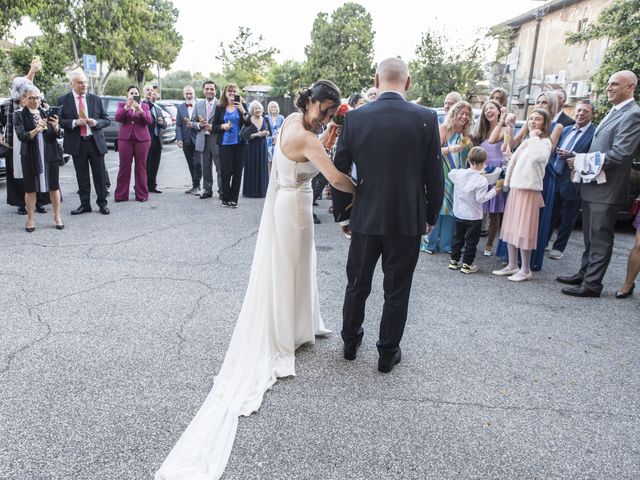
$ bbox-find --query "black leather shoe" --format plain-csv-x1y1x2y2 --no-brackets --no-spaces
378,348,402,373
71,206,92,215
17,206,27,215
99,206,110,215
313,213,321,224
561,285,600,298
343,340,362,361
55,223,65,230
556,274,583,285
25,226,35,233
200,193,213,199
149,188,162,193
615,283,635,299
36,206,47,214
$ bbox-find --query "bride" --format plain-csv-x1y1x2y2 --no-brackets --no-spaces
155,80,356,480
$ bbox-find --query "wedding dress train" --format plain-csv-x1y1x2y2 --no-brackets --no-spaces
155,130,329,480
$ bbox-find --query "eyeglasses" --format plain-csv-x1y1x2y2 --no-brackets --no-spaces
27,96,40,101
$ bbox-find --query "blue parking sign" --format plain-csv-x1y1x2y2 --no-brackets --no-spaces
83,54,98,77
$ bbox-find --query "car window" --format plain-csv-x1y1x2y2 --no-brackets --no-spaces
106,100,119,116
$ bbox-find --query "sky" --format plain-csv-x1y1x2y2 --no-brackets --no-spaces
13,0,547,75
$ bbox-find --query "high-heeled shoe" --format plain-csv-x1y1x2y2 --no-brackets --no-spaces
615,283,635,299
55,223,65,230
25,225,35,233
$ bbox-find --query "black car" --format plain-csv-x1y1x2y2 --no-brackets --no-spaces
99,96,176,150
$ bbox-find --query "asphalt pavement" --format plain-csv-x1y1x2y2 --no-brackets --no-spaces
1,144,639,479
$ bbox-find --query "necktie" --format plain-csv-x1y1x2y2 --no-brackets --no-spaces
78,95,87,137
554,127,581,174
205,102,212,135
186,103,192,107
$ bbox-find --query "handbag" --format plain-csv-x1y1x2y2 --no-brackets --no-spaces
630,194,640,217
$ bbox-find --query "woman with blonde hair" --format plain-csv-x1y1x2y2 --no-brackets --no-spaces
422,100,473,254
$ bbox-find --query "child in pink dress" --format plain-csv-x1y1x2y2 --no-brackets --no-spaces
492,109,553,282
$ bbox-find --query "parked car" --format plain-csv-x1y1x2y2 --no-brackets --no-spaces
99,95,176,150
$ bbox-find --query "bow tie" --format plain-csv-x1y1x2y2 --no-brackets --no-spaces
186,103,192,107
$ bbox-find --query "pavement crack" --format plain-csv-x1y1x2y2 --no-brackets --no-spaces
177,290,214,354
0,309,52,375
410,395,639,420
214,229,258,264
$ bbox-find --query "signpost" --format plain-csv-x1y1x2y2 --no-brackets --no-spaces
83,54,98,93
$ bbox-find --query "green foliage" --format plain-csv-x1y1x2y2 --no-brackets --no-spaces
216,27,279,88
0,0,42,41
408,31,486,106
566,0,640,121
268,60,305,97
0,50,14,97
8,35,73,98
102,71,138,96
32,0,182,94
302,2,375,95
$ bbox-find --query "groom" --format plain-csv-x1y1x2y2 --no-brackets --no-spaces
332,57,444,373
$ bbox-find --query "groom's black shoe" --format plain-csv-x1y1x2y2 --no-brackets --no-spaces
378,348,401,373
343,340,361,361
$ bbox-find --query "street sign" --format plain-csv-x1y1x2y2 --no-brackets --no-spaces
83,54,98,77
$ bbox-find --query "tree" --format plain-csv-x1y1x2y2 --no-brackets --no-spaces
216,27,279,89
303,2,375,95
566,0,640,119
7,35,73,98
268,60,305,97
408,31,486,106
0,0,42,41
32,0,182,94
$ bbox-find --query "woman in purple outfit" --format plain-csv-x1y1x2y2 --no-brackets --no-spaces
615,211,640,298
472,100,508,256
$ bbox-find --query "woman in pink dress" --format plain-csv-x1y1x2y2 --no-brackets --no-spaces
492,109,552,282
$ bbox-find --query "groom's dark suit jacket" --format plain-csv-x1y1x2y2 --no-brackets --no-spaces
332,91,443,235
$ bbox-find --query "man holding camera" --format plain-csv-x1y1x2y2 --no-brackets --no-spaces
57,70,111,215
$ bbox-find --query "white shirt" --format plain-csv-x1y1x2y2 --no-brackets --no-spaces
613,97,635,111
448,168,499,221
73,93,93,136
559,122,592,151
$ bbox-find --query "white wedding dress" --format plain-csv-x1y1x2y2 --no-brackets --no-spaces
155,125,330,480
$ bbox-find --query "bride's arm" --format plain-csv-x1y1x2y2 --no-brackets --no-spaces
302,131,355,195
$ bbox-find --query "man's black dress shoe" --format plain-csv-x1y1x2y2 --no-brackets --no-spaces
378,348,402,373
149,188,162,193
200,193,213,199
17,206,27,215
615,283,635,299
36,206,47,214
561,285,600,298
343,340,362,361
556,274,583,285
71,206,92,215
99,206,110,215
313,213,321,224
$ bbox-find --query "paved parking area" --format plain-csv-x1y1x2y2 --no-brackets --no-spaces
1,145,639,479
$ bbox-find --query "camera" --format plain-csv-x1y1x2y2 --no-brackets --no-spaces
132,94,141,103
46,105,61,118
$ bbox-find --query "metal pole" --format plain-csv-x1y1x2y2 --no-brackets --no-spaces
523,16,542,120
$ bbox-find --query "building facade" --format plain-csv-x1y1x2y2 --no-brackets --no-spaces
491,0,613,117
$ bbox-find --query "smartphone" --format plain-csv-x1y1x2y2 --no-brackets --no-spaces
132,94,141,103
32,55,41,63
47,105,61,118
233,94,241,104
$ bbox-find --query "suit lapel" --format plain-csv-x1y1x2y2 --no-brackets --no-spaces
596,103,629,134
67,92,79,119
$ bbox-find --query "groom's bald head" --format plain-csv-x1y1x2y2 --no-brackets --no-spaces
375,57,411,95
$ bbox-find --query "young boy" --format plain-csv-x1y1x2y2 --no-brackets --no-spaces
448,146,502,273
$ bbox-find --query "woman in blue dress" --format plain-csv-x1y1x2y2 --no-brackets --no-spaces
265,101,284,171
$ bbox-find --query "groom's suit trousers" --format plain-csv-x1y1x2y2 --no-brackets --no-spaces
342,233,421,356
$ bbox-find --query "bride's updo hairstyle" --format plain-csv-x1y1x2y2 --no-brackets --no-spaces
295,80,341,112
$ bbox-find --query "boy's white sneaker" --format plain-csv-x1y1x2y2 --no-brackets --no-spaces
549,249,564,259
461,263,478,274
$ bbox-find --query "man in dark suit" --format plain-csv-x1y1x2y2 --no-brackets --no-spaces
558,70,640,297
176,85,200,195
547,99,596,260
57,70,111,215
143,84,166,194
553,89,576,128
332,57,444,373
